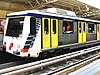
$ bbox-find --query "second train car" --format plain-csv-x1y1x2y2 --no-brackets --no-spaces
3,8,100,57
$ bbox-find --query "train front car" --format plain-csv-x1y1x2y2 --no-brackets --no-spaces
3,11,42,57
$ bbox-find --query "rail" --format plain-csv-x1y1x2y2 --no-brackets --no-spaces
0,59,35,70
53,54,100,75
0,45,100,75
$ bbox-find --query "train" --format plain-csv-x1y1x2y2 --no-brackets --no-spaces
3,8,100,57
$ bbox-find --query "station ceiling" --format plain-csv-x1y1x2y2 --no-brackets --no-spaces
0,0,100,20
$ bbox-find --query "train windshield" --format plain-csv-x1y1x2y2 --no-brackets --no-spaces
6,17,24,37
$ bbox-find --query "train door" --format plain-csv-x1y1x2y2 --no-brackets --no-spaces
97,24,100,40
51,19,58,47
42,18,50,48
82,22,86,42
78,22,86,43
42,18,58,48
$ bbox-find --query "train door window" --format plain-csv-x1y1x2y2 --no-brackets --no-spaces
88,23,94,33
83,23,85,32
79,22,81,28
79,22,81,33
53,20,56,34
97,24,99,32
30,17,36,35
63,20,74,34
44,19,48,34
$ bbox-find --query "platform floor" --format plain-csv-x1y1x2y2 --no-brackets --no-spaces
68,59,100,75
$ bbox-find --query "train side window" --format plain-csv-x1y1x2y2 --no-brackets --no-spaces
88,23,94,33
44,19,49,34
30,17,36,35
53,20,56,34
63,20,74,34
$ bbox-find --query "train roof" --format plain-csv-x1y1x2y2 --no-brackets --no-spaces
7,8,100,23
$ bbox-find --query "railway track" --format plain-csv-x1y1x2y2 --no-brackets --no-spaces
0,51,37,70
0,59,36,70
0,45,100,75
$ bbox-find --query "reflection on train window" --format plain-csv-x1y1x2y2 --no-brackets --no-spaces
88,23,94,33
63,20,74,34
30,17,36,35
44,19,48,34
53,20,56,34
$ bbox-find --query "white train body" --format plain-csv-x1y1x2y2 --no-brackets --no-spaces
3,11,42,57
3,8,100,57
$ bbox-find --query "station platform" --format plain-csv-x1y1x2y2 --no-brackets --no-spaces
68,59,100,75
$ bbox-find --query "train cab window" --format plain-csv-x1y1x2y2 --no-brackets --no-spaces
44,19,49,34
88,23,94,33
63,20,74,34
30,17,36,35
6,17,24,37
53,20,56,34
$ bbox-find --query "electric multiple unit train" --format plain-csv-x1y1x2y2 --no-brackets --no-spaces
3,8,100,57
